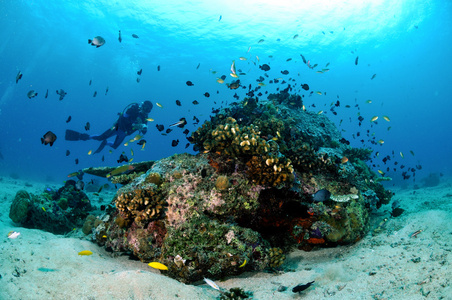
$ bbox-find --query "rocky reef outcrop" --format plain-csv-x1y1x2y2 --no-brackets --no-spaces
90,92,392,283
9,180,92,234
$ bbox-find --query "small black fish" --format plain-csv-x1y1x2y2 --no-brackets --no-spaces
85,122,90,131
186,81,194,86
192,100,199,105
281,70,289,75
166,128,172,134
75,158,79,165
157,65,161,71
175,100,182,106
117,153,128,163
41,131,57,146
132,34,139,38
137,139,146,146
137,69,142,75
93,91,97,97
136,77,141,83
371,74,376,80
105,86,109,95
196,63,200,69
312,189,331,202
66,150,70,156
171,139,179,147
185,143,190,148
183,129,189,135
89,79,92,85
203,92,210,97
102,155,105,162
259,64,270,71
118,30,122,43
300,54,307,64
286,58,292,61
301,84,309,91
56,89,67,101
220,75,226,80
66,116,72,123
355,56,359,65
156,124,164,132
27,90,38,99
292,281,315,293
45,89,49,98
16,71,23,84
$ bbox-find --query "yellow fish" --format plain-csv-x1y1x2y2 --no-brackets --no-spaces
256,55,260,62
378,139,384,144
258,82,265,86
371,116,378,122
317,110,323,115
156,102,163,108
377,170,384,175
88,150,92,155
42,207,46,212
366,100,372,104
230,73,239,78
134,134,142,141
78,250,93,256
316,91,322,95
128,158,133,163
148,262,168,270
216,78,224,84
400,152,404,158
383,116,390,122
146,118,154,122
131,149,134,156
141,142,146,150
239,259,247,268
67,171,80,178
123,142,129,146
102,235,107,238
239,57,247,61
302,105,306,111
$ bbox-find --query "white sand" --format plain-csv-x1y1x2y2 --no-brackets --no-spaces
1,176,451,299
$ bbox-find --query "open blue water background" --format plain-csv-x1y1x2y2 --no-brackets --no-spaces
0,0,451,186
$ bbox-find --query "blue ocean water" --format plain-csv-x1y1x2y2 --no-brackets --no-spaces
0,0,451,185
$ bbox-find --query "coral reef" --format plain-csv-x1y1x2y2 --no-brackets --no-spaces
90,91,392,283
9,181,92,234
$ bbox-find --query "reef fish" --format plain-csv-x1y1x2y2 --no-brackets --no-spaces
56,89,67,100
78,250,93,256
118,30,122,43
259,64,270,71
7,231,20,239
312,189,331,202
16,71,23,83
41,131,57,146
27,90,38,99
106,165,135,178
203,278,220,291
148,262,168,270
88,36,105,47
292,281,315,293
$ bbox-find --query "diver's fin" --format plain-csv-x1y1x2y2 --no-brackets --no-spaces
65,130,90,141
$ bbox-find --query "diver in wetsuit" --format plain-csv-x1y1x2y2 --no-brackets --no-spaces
65,101,153,154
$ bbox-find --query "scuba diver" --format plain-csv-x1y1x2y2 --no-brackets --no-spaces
65,101,153,154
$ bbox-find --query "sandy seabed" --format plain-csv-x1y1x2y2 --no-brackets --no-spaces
0,176,451,300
